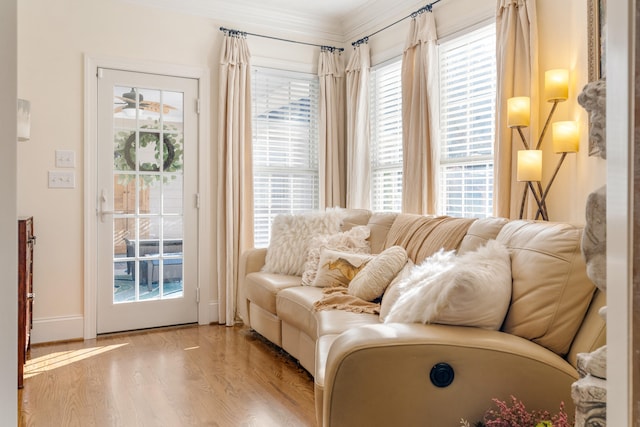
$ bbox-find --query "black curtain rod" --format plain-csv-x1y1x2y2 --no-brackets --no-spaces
352,0,443,47
219,27,344,53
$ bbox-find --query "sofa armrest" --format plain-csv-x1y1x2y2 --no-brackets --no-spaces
239,247,268,275
237,248,267,324
322,323,578,427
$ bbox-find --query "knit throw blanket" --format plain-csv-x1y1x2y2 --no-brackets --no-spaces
313,215,477,314
313,285,381,314
384,215,476,263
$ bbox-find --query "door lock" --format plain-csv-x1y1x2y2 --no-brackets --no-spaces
98,189,125,222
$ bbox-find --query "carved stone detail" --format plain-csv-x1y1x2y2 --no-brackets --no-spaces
582,185,607,292
571,375,606,427
572,78,607,427
577,346,607,379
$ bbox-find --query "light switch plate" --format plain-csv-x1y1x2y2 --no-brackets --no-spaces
48,171,75,188
55,150,75,168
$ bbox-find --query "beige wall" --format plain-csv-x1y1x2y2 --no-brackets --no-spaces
537,0,606,222
18,0,220,342
18,0,604,343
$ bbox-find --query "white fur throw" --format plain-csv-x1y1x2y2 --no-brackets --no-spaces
301,226,371,286
384,240,512,330
379,259,414,321
263,208,347,276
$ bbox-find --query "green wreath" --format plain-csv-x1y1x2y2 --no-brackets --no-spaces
123,131,176,172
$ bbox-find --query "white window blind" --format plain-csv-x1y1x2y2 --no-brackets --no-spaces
438,24,496,218
252,67,320,247
369,59,403,212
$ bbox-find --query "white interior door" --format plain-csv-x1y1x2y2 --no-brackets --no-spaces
96,68,199,334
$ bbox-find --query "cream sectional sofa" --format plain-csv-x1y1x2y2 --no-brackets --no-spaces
238,211,606,426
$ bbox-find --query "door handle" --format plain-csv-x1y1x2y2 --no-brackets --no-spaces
99,189,125,222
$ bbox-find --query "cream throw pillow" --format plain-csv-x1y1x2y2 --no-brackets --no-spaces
385,240,512,330
312,248,373,288
262,208,346,276
301,226,371,286
348,246,408,301
379,259,414,322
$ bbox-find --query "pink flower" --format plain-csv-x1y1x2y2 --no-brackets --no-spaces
480,396,571,427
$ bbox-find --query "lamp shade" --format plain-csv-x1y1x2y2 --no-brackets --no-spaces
517,150,542,182
507,97,530,128
552,121,580,153
544,69,569,102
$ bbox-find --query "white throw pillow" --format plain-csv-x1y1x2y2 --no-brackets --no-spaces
301,226,371,286
312,248,374,288
262,208,347,276
379,259,415,322
384,240,512,330
348,246,408,301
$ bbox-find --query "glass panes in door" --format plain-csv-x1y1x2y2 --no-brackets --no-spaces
112,86,185,303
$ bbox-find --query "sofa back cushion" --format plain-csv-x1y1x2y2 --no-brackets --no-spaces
566,289,606,368
497,220,596,356
458,217,509,255
366,213,398,254
383,214,476,263
340,209,372,232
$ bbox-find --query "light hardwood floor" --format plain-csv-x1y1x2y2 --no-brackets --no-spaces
19,325,316,427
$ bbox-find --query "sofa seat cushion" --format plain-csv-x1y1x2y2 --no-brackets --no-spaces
497,220,597,356
316,310,380,336
276,286,323,339
245,272,301,315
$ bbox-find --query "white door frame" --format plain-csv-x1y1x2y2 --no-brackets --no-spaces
84,54,211,339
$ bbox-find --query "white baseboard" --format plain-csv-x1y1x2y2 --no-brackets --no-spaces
32,302,220,344
31,315,84,344
207,301,219,324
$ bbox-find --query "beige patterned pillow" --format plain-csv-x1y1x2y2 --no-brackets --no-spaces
312,248,373,288
348,246,408,301
301,226,371,286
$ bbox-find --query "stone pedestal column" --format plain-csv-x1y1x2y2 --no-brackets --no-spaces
572,345,607,426
573,79,607,426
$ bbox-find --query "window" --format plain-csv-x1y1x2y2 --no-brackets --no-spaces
251,67,320,247
438,24,496,218
369,59,403,212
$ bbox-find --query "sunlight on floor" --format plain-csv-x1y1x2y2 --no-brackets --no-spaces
24,343,128,379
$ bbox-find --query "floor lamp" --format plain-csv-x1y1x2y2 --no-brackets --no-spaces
507,69,580,220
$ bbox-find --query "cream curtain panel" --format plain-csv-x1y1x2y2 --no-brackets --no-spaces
345,44,371,209
401,11,439,215
217,33,254,326
318,49,346,208
494,0,539,218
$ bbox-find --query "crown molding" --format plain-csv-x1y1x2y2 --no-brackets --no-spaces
122,0,347,44
341,0,424,43
120,0,435,45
